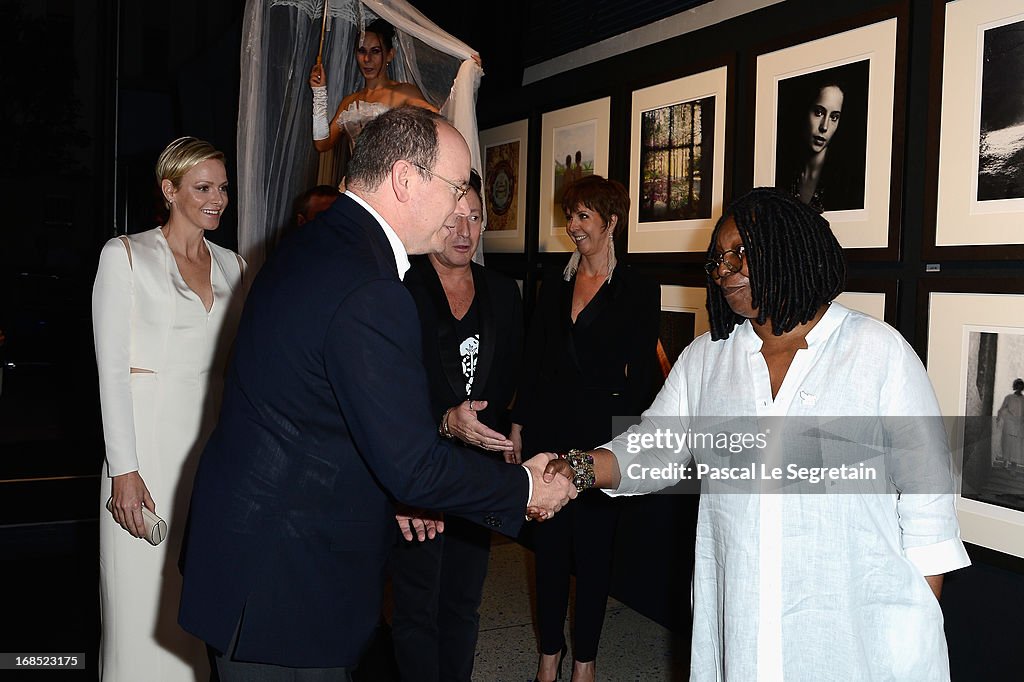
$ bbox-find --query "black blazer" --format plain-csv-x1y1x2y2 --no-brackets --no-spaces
178,195,528,668
404,256,523,438
512,265,661,456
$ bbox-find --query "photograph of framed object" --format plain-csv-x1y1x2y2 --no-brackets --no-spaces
657,284,710,377
538,98,611,252
926,0,1024,259
837,277,898,325
835,291,886,322
921,279,1024,558
480,119,528,254
628,65,730,255
753,12,905,257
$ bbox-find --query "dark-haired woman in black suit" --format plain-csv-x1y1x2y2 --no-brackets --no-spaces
512,175,660,682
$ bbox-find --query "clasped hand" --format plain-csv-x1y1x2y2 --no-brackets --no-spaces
109,471,156,539
523,453,577,521
394,453,577,540
395,505,444,542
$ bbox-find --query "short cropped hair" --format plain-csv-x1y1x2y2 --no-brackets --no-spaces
707,187,846,341
561,175,630,240
294,184,341,221
346,106,445,191
468,169,482,199
155,137,225,208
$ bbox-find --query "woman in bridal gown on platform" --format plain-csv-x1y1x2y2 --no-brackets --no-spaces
309,18,437,156
93,137,247,681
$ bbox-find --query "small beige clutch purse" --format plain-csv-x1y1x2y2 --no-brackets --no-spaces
106,497,167,546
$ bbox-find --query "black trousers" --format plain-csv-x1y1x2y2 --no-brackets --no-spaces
389,514,492,682
533,488,619,663
213,620,353,682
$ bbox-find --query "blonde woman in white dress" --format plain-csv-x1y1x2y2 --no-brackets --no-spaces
93,137,247,681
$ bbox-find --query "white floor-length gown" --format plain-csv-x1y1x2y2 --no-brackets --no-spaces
93,227,246,681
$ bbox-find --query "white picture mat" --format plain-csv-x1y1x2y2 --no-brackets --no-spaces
538,98,611,253
935,0,1024,246
627,66,729,253
661,284,710,340
753,18,898,249
480,119,528,253
926,291,1024,557
834,291,886,321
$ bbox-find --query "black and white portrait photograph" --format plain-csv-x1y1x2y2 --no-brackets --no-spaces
977,18,1024,202
774,60,870,213
961,329,1024,513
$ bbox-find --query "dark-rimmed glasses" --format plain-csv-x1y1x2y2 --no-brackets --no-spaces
704,246,746,279
411,162,469,202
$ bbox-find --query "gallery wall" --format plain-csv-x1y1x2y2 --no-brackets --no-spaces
474,1,1024,679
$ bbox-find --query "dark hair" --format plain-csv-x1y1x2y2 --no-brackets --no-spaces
347,106,445,190
561,174,629,240
706,187,846,341
294,184,340,220
468,169,482,198
808,79,846,107
357,19,395,53
1014,378,1024,393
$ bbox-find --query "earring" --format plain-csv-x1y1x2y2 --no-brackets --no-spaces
606,235,617,281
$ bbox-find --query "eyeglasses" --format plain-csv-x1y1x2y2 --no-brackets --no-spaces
704,246,746,279
411,162,470,202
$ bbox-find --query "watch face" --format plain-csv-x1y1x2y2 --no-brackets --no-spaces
488,160,515,215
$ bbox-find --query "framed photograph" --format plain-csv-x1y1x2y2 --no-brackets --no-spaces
752,12,906,257
837,277,898,325
925,0,1024,259
538,97,611,253
628,65,731,254
658,284,711,377
835,292,886,322
480,119,528,254
921,279,1024,558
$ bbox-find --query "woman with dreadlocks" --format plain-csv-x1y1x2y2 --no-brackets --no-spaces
536,188,970,680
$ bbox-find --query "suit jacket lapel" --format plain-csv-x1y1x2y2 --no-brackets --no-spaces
418,261,467,400
337,194,401,280
470,263,494,400
559,277,584,375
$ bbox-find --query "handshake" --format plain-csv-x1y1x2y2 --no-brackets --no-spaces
396,452,582,541
523,452,580,521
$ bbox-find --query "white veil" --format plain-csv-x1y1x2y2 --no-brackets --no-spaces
239,0,483,270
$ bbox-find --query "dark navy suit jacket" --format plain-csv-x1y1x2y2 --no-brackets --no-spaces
178,195,528,668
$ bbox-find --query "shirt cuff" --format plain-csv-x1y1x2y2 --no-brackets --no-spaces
905,537,971,576
521,464,534,510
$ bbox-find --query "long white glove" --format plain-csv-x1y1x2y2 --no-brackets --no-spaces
312,86,330,141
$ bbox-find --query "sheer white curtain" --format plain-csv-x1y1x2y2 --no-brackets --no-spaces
238,0,483,270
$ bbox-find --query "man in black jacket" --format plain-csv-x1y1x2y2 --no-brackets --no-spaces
393,170,524,682
178,107,573,681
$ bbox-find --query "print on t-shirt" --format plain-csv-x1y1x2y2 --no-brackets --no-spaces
460,334,479,395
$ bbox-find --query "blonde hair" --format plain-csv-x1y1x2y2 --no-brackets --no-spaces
155,136,225,209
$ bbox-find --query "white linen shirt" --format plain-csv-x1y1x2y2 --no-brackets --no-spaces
604,304,970,681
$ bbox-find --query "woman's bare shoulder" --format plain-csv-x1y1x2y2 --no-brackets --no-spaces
389,82,437,110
